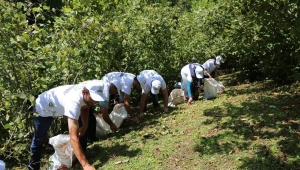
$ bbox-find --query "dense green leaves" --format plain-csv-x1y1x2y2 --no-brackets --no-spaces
0,0,299,167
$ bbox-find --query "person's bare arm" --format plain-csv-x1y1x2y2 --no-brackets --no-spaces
68,118,94,170
101,106,117,131
162,88,169,113
205,69,212,78
124,93,139,123
139,92,147,114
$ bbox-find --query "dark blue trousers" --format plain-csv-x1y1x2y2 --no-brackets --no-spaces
28,116,87,170
28,116,54,170
143,92,160,112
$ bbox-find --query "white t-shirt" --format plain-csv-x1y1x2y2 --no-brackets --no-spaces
79,80,110,102
102,72,135,95
181,63,201,82
35,84,86,120
140,70,159,79
143,75,166,94
202,59,217,75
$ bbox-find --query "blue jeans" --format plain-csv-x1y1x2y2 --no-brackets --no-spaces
28,116,54,170
28,116,87,170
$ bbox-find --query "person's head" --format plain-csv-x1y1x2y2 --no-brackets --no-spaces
151,80,161,94
215,55,222,67
195,66,204,79
133,76,144,89
82,80,107,107
109,83,118,95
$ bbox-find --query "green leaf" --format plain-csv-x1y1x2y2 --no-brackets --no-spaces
19,93,26,99
43,5,50,10
50,65,57,71
18,132,24,139
32,7,40,12
18,123,23,129
4,124,13,130
10,38,17,44
62,7,72,13
29,95,35,103
97,43,103,48
15,117,21,123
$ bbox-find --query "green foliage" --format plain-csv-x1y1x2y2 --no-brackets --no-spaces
0,0,299,167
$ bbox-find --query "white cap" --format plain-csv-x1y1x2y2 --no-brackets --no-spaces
85,80,107,102
0,160,5,170
195,66,204,78
216,55,222,65
137,74,146,89
151,80,161,94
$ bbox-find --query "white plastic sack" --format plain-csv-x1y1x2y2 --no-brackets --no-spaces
168,89,185,107
95,104,128,138
47,134,74,170
203,78,225,99
216,81,225,94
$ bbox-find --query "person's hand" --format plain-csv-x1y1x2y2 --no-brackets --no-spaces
83,164,96,170
132,117,140,124
117,103,124,108
164,107,169,113
109,124,118,132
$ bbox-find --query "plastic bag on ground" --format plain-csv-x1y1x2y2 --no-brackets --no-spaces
168,89,185,107
203,78,225,100
95,104,128,138
216,81,225,94
47,134,73,170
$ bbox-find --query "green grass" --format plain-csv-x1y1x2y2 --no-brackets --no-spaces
71,74,300,170
37,73,300,170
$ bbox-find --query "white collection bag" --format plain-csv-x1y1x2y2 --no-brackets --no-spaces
95,104,128,138
203,78,225,100
168,89,185,107
47,134,74,170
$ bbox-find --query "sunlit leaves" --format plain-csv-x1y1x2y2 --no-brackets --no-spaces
62,7,72,13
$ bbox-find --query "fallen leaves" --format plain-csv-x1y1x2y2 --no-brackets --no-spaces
114,159,129,165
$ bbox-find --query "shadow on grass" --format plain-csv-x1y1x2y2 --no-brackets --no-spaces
194,83,300,169
85,143,141,168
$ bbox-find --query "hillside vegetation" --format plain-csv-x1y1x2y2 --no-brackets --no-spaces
0,0,299,168
57,73,300,169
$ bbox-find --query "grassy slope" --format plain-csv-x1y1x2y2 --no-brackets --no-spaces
59,73,299,170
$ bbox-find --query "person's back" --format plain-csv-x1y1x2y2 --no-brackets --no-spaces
181,63,201,82
202,59,217,75
102,72,135,95
29,80,106,170
36,84,85,119
101,72,140,123
140,70,159,79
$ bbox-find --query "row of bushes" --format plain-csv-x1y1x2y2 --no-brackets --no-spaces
0,0,299,167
